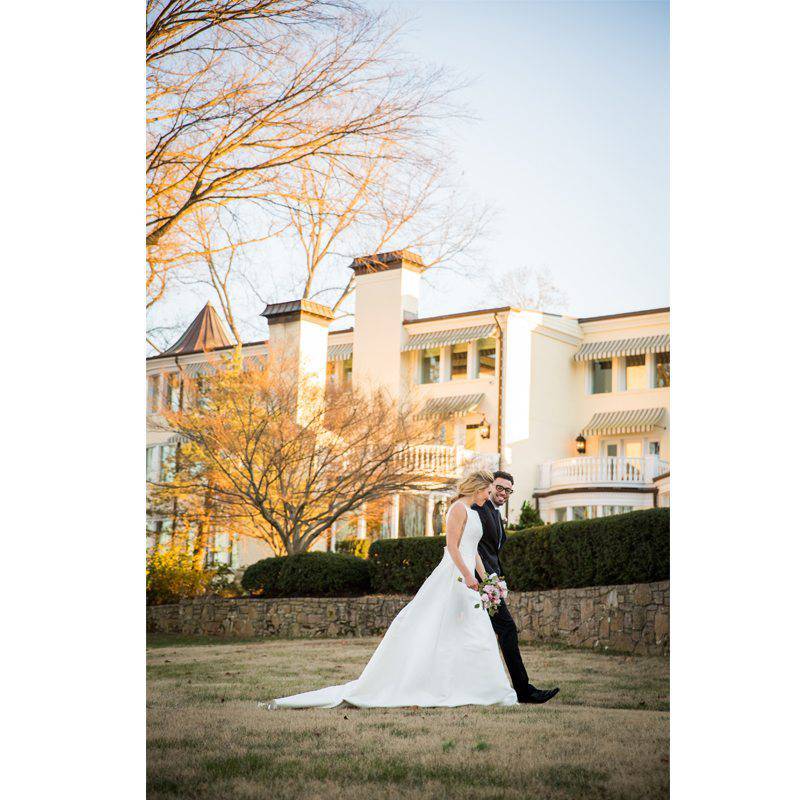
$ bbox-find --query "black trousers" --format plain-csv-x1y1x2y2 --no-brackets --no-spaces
490,599,530,697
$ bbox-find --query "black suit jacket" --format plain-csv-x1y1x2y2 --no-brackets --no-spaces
472,501,506,577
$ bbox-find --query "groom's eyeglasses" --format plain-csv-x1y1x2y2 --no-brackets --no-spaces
494,485,513,495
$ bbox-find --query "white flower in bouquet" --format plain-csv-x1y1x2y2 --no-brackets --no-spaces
458,573,508,616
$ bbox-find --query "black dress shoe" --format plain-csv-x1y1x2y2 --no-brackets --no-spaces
518,687,559,704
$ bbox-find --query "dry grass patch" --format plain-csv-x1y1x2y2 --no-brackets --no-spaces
148,636,668,800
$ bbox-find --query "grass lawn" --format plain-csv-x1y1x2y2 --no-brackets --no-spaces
147,636,669,800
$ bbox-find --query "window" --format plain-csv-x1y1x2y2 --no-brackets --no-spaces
166,373,181,411
465,423,479,450
591,360,612,393
572,506,588,521
420,348,440,383
655,351,670,387
147,375,160,413
146,446,160,482
160,444,177,482
477,338,496,377
648,441,661,456
451,342,468,380
625,354,647,390
343,358,353,386
554,508,567,522
624,440,643,459
326,361,336,385
399,493,426,537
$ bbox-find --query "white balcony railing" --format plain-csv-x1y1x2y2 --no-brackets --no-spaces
538,455,669,490
399,445,499,480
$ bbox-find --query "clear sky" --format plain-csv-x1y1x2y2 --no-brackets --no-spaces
151,0,668,347
392,0,669,319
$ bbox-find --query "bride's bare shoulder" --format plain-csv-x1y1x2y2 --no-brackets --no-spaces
446,500,468,520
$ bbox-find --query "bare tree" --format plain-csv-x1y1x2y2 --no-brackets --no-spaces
279,140,490,317
486,265,569,313
149,348,434,554
146,0,458,308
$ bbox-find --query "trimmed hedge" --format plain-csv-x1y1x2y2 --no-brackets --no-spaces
503,508,669,591
368,536,447,594
367,508,669,594
241,508,669,597
336,537,372,559
242,551,371,598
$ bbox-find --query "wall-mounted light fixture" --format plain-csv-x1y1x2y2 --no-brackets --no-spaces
575,434,586,454
479,416,491,439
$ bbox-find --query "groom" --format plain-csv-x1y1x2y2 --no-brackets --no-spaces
473,470,560,704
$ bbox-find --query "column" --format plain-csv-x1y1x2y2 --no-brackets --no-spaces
467,340,479,380
331,520,339,552
438,345,450,383
566,506,574,521
357,507,367,540
390,493,401,538
425,494,435,536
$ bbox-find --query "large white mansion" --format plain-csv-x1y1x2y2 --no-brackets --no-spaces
147,250,669,568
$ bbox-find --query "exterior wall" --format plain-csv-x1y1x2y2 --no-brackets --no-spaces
576,311,670,462
147,580,669,655
507,323,582,521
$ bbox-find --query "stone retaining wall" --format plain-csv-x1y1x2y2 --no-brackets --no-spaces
147,580,669,655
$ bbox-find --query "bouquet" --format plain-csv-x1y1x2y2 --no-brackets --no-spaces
458,573,508,616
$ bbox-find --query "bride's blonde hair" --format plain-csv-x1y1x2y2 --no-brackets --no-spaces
455,470,494,499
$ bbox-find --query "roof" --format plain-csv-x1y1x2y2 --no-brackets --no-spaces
260,299,334,320
162,303,233,356
578,307,670,324
349,250,426,275
404,306,515,325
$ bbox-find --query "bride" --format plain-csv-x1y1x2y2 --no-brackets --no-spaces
269,470,518,708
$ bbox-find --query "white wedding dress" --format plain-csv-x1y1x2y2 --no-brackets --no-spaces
270,501,518,708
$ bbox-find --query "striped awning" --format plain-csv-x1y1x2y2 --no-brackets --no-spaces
327,343,353,361
417,393,484,419
574,334,669,362
179,353,266,376
402,324,495,352
581,407,667,436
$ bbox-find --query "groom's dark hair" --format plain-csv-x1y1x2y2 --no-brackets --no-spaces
493,470,514,484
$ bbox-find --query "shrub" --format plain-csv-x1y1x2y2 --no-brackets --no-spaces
507,500,543,531
336,537,372,559
242,551,371,597
146,548,214,605
502,507,669,591
368,536,447,594
241,556,285,596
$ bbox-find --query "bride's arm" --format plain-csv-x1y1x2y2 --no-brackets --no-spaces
475,554,488,582
446,504,480,590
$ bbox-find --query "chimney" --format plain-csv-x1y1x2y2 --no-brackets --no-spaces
349,250,424,397
260,299,334,417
